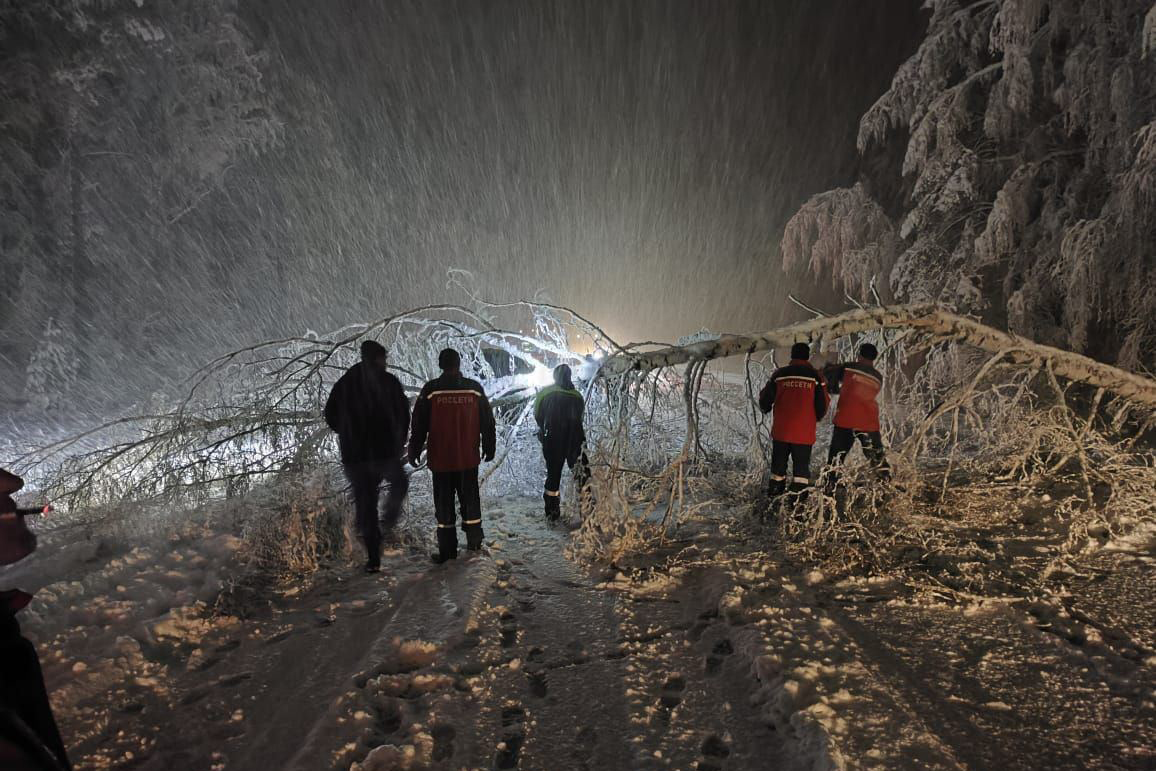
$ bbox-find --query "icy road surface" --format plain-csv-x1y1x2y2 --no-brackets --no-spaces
13,499,1156,770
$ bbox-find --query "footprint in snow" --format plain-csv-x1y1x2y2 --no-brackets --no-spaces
526,670,548,699
705,638,734,677
659,675,686,709
431,723,456,761
499,614,519,648
494,706,526,770
695,733,731,770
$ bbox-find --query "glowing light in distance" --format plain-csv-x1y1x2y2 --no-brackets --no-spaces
529,365,555,388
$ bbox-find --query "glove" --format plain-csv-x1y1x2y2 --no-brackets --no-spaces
483,449,495,463
408,451,421,467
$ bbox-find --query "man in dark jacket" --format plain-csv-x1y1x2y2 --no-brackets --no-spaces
324,340,411,573
1,468,71,771
408,348,497,563
824,343,890,486
758,342,829,498
533,364,589,520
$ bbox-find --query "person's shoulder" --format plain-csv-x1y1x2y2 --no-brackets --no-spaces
847,362,883,381
777,362,818,377
383,370,404,387
462,377,487,395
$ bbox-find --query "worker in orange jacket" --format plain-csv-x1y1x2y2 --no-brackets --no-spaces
824,343,890,487
758,342,830,498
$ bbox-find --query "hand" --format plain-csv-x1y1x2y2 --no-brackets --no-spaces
483,449,495,463
408,452,421,467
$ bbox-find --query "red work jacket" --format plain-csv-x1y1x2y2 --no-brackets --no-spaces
409,374,497,472
830,362,883,432
758,360,829,445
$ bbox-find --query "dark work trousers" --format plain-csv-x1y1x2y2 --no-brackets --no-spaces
826,428,890,485
0,614,71,770
769,440,813,496
542,441,590,516
432,468,484,559
344,457,409,566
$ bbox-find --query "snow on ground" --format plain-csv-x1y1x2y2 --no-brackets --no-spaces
6,491,1155,770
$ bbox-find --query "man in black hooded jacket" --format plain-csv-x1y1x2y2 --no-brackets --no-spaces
324,340,410,573
534,364,589,519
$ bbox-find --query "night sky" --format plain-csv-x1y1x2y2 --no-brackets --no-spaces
239,0,925,344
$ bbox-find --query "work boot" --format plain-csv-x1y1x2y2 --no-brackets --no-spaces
364,557,381,574
768,477,787,497
464,522,485,551
434,527,458,564
543,492,561,521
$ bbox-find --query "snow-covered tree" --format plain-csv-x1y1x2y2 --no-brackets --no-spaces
25,316,79,412
783,0,1156,372
780,183,899,301
0,0,281,403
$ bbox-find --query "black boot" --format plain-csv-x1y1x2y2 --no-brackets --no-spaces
432,527,458,564
464,521,485,551
544,492,561,521
768,477,787,497
363,532,382,573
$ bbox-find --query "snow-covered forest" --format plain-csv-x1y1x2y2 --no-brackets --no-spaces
2,2,1155,770
783,0,1156,373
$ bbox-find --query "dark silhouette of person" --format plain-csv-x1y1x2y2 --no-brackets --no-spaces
758,342,830,499
534,364,589,520
408,348,496,563
824,343,890,487
324,340,410,573
0,468,71,771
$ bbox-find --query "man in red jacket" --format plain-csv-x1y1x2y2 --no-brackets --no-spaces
824,343,890,486
408,349,497,563
759,342,830,498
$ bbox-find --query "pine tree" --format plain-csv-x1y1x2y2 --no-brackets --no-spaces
782,0,1156,371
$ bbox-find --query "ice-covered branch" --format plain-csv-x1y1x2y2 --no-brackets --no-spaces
600,303,1156,410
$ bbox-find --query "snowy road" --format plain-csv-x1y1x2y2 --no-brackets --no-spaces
16,498,1156,770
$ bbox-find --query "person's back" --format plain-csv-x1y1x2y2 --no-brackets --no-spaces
758,342,829,497
760,357,827,446
417,371,494,472
534,365,588,518
825,344,889,484
323,341,411,573
324,362,409,464
830,361,882,433
534,382,585,455
409,349,496,562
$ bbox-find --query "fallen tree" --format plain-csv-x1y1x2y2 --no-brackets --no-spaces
13,292,1156,574
599,303,1156,412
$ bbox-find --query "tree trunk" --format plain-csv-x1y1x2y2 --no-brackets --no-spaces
600,304,1156,410
69,116,94,382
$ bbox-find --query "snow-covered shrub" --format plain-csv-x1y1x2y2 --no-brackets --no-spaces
235,469,352,576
